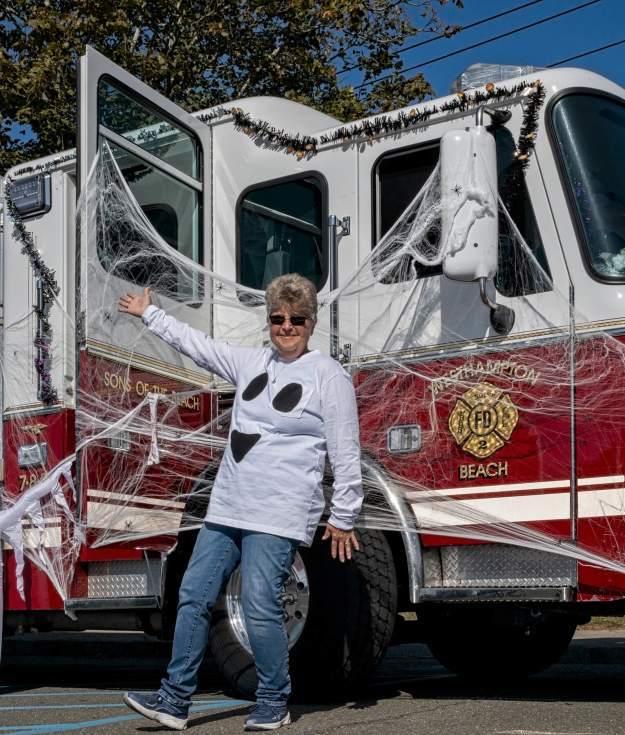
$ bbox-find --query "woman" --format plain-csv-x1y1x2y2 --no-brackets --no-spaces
119,273,363,731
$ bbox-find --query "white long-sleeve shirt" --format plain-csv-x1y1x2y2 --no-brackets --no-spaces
142,305,363,545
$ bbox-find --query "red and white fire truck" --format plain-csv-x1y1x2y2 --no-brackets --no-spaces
2,46,625,694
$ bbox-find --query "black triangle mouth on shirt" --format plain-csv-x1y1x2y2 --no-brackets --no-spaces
230,430,261,462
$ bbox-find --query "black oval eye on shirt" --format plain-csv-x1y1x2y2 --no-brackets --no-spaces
272,383,303,412
242,372,269,401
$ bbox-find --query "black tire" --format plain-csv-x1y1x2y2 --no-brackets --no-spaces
421,610,577,680
209,527,397,701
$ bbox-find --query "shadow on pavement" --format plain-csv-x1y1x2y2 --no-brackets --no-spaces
2,633,625,707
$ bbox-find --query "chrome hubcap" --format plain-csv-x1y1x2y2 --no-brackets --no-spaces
225,551,310,654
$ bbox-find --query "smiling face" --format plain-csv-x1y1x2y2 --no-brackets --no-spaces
268,302,315,360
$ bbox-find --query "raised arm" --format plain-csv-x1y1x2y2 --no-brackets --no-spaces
320,370,364,562
118,288,240,385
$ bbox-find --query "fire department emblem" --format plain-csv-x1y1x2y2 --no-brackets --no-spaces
448,382,518,459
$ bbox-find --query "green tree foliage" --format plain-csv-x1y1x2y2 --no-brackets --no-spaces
1,0,462,173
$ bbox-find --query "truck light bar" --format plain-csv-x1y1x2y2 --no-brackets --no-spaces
107,431,131,452
7,174,52,218
387,425,422,454
18,442,48,468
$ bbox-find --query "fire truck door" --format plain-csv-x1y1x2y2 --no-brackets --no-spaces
77,46,214,545
78,46,213,351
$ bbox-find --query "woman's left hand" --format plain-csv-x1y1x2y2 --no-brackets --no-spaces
322,524,360,562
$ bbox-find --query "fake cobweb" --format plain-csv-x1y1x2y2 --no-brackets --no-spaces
3,130,625,638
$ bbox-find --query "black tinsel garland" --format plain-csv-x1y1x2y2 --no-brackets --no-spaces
12,152,77,179
197,79,545,164
499,81,546,212
3,164,62,405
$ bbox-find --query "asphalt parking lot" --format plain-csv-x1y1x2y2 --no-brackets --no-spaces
2,630,625,734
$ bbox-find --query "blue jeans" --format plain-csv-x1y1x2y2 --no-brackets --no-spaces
159,522,299,708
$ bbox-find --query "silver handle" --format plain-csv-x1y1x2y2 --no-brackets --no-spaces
328,215,350,359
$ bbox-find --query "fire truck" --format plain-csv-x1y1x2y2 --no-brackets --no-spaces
2,46,625,694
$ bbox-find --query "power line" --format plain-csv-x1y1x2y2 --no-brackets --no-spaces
353,0,602,91
410,1,547,64
547,38,625,67
339,0,546,75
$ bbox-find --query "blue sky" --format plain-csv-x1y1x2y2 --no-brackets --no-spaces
393,0,625,98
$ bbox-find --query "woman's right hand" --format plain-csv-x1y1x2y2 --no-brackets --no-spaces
118,287,152,317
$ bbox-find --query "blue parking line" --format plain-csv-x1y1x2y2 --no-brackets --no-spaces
0,698,238,711
0,691,233,700
0,699,249,735
4,713,151,734
0,704,125,711
0,692,108,699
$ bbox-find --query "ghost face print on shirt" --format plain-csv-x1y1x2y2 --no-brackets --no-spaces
229,370,308,462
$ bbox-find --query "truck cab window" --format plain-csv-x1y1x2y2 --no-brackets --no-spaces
238,175,326,291
373,131,551,296
494,127,551,297
374,144,442,283
97,78,203,303
551,92,625,282
98,78,199,179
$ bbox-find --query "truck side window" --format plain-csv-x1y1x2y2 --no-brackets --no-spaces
237,175,326,291
373,134,551,295
373,144,442,283
98,78,199,179
97,78,203,304
494,127,551,297
551,92,625,282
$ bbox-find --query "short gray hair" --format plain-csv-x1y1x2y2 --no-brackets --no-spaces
265,274,318,320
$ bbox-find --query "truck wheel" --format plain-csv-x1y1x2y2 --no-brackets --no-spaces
422,612,577,679
209,527,397,701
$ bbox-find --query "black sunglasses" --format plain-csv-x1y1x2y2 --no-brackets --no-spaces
269,314,309,327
